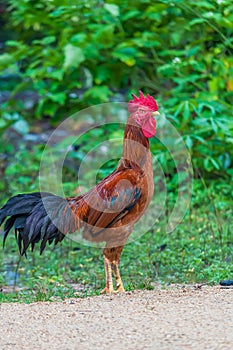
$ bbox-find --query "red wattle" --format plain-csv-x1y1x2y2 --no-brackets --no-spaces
142,117,156,138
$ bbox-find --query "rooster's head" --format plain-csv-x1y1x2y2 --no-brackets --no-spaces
128,91,159,138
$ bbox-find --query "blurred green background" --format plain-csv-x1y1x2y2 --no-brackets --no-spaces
0,0,232,301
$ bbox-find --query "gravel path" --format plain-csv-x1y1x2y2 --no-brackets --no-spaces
0,286,232,350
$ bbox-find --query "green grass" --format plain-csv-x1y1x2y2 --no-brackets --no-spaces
0,179,232,303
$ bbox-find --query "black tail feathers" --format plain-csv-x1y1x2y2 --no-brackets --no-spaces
0,192,76,255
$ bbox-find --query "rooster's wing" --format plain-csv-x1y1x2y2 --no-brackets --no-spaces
70,168,142,239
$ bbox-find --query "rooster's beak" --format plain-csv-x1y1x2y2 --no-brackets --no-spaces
152,111,160,116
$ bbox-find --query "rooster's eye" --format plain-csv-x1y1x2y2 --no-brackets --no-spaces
139,109,146,114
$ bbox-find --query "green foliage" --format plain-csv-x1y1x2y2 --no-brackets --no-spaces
0,0,232,176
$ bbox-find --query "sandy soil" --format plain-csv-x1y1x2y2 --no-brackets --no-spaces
0,286,232,350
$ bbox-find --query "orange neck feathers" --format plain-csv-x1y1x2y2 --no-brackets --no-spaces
121,115,150,169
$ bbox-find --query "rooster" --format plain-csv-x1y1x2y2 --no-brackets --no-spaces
0,91,159,294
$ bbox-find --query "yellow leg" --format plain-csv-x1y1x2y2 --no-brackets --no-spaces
112,261,125,293
101,255,115,294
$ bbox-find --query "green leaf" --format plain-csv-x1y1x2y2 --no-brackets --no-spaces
48,92,66,105
204,158,213,172
0,118,9,130
183,101,191,122
185,135,193,149
112,47,137,66
209,157,220,170
189,18,207,26
104,4,119,17
204,157,220,171
94,66,111,84
219,153,231,169
41,36,56,45
210,117,218,133
33,36,56,45
209,77,219,93
83,86,111,103
198,103,216,116
192,135,206,144
71,33,87,44
47,69,64,81
191,1,215,9
63,44,85,69
121,10,140,21
94,25,115,47
0,53,14,68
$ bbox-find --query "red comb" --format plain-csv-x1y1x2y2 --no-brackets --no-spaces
128,91,158,112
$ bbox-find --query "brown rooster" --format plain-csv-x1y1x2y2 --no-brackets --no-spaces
0,91,159,294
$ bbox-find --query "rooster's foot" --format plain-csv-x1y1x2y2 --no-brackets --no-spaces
116,285,125,293
100,287,116,295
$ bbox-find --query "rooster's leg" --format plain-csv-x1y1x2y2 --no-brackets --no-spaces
111,261,125,292
101,255,115,294
102,246,125,294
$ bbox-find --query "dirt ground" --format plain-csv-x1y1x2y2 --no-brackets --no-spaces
0,286,232,350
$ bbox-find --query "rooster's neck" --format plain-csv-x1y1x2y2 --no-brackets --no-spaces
121,116,150,169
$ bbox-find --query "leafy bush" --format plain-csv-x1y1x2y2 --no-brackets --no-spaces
0,0,232,178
